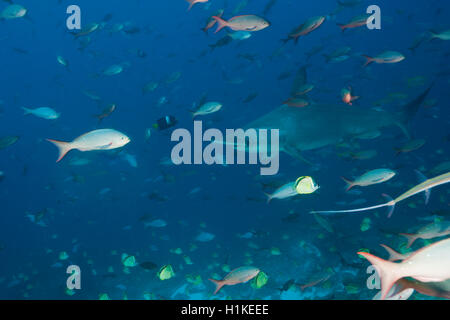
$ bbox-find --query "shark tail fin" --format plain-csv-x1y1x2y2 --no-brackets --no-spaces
400,83,434,124
395,83,434,138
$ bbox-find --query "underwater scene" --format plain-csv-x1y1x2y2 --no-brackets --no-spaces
0,0,449,300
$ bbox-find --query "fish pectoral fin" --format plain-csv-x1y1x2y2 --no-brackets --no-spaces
97,142,113,149
283,145,313,165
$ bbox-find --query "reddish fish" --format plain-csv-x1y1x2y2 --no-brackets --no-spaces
337,14,370,32
212,15,270,34
202,9,224,33
358,238,450,300
394,139,426,155
209,266,260,294
282,16,325,44
362,51,405,67
396,278,450,300
186,0,208,11
95,104,116,123
341,87,359,105
399,221,450,248
299,274,331,291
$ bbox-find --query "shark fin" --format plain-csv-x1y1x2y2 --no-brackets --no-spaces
282,145,313,165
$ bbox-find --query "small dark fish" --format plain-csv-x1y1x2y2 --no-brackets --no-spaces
13,47,29,54
124,26,141,34
0,136,19,150
153,116,177,131
243,92,258,103
279,279,296,292
139,261,158,271
209,35,232,50
95,104,116,123
138,214,153,222
281,212,301,223
147,191,169,202
137,49,147,58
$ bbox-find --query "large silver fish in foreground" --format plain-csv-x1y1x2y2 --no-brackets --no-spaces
244,66,433,163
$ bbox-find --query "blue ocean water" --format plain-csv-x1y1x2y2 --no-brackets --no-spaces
0,0,449,300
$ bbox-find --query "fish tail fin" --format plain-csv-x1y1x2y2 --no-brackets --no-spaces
362,55,374,67
382,194,396,218
357,251,402,300
46,139,72,162
428,30,437,40
379,244,405,262
337,23,346,32
22,107,31,115
208,278,225,295
398,82,434,126
394,148,402,156
399,233,418,248
264,192,273,204
186,0,195,11
212,16,227,33
341,176,354,191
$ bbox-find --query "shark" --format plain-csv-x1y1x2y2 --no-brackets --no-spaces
242,66,433,163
